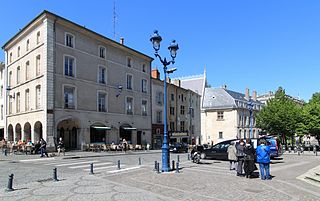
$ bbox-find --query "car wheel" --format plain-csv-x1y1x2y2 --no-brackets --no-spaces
200,153,206,159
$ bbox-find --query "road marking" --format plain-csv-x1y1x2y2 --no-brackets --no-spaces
69,162,112,169
271,161,310,172
54,160,99,167
83,165,125,171
19,158,55,162
108,166,140,173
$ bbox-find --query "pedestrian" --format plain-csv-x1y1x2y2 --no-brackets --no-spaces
40,138,48,157
227,141,237,170
57,137,65,156
256,139,271,180
34,140,41,154
236,139,245,177
122,138,127,152
243,139,256,178
2,138,7,156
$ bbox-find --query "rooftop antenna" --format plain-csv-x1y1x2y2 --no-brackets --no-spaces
113,0,118,40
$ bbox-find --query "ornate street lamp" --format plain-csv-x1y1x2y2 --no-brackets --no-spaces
150,30,179,172
247,100,254,139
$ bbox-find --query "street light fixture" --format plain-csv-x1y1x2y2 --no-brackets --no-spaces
150,30,179,172
247,100,254,139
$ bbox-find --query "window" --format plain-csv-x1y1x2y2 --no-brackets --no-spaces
98,66,106,84
25,89,30,111
64,56,75,77
156,111,162,123
36,85,41,109
26,39,29,51
99,46,106,59
219,132,223,139
9,96,13,114
0,86,3,98
0,69,2,80
16,92,20,113
156,91,162,105
181,94,184,102
217,111,224,120
17,66,21,84
126,97,133,115
142,64,146,72
127,57,132,67
25,61,30,80
0,105,3,120
170,122,175,131
98,93,106,112
180,121,185,131
36,55,41,76
180,105,185,115
170,107,175,115
65,33,74,48
141,79,147,93
244,116,248,126
17,46,20,57
37,31,40,44
171,94,174,101
9,52,12,63
9,71,12,87
64,86,75,109
244,130,247,139
156,128,161,134
141,100,147,116
126,74,133,90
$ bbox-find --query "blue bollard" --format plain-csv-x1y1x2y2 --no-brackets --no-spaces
118,160,121,170
90,163,94,175
6,174,14,192
53,168,58,181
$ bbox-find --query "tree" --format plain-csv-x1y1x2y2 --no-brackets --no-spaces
256,87,302,146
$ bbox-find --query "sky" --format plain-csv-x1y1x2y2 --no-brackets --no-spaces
1,0,319,102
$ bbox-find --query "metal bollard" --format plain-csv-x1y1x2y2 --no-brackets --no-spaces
53,168,58,181
117,160,121,170
4,148,7,156
309,147,310,153
138,157,141,166
6,174,14,192
172,160,175,171
177,155,180,163
314,146,316,154
157,162,160,173
188,154,190,161
89,163,94,175
298,150,300,156
176,162,180,173
154,161,157,171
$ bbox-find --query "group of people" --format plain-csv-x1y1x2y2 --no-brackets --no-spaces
228,138,271,180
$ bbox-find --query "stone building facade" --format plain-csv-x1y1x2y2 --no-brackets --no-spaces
0,62,4,140
2,10,153,150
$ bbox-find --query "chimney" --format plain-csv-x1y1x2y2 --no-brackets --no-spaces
166,77,171,83
245,88,250,100
120,37,124,45
252,90,257,101
151,69,160,79
173,79,181,87
221,84,227,89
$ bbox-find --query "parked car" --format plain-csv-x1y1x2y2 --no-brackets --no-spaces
202,139,236,160
169,142,188,153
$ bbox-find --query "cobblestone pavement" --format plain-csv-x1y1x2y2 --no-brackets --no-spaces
0,151,319,201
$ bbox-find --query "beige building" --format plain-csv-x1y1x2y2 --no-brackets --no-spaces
2,10,152,150
151,69,201,149
201,87,263,144
0,62,4,140
257,91,305,106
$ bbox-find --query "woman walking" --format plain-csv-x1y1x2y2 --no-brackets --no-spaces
227,141,237,170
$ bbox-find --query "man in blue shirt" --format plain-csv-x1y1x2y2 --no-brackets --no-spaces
256,139,271,180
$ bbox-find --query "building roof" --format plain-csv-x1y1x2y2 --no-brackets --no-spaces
2,10,153,61
172,73,206,96
203,88,262,109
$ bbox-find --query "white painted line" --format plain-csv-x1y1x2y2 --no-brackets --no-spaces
19,158,55,162
54,160,99,167
84,165,125,171
69,162,112,169
108,166,140,173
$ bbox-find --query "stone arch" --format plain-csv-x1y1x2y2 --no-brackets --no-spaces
34,121,43,142
15,123,22,141
7,124,14,142
56,116,80,150
24,122,31,142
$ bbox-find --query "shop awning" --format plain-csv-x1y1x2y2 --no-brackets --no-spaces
123,127,137,130
91,126,111,130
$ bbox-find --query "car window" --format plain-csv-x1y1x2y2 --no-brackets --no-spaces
221,143,230,149
212,144,221,149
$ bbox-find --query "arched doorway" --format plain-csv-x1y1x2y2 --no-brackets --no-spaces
24,122,31,142
90,123,110,143
15,124,22,141
120,124,134,143
57,118,80,150
7,124,13,142
34,121,43,142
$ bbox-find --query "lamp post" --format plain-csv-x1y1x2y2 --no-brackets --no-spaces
150,30,179,172
247,100,253,139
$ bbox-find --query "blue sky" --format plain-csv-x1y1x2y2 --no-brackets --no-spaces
1,0,319,101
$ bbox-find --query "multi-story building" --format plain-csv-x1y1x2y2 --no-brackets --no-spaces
257,91,305,106
201,87,263,144
2,10,153,150
151,69,201,149
0,62,4,140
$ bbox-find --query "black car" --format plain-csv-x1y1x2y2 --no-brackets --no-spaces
202,139,236,160
169,142,188,153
